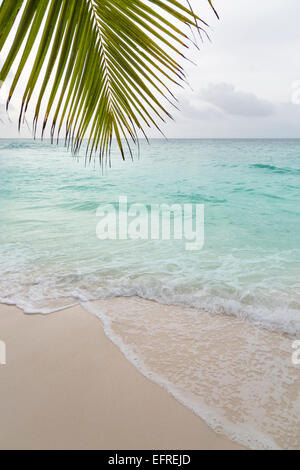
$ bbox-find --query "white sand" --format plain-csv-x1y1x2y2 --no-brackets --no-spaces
0,303,243,450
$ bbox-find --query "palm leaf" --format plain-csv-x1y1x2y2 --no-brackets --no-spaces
0,0,217,163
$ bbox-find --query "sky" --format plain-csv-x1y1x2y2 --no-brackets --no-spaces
1,0,300,139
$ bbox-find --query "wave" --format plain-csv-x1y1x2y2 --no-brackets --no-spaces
57,200,100,211
0,142,34,150
1,276,299,336
250,163,300,175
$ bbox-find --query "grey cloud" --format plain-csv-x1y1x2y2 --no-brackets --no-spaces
179,97,223,120
199,83,275,117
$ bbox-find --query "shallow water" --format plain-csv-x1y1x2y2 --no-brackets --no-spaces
86,296,300,450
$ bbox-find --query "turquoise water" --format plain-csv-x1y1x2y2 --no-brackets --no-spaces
0,138,299,334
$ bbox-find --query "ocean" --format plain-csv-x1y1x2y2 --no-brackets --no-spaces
0,138,299,448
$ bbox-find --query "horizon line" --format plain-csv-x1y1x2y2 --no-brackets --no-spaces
1,137,300,141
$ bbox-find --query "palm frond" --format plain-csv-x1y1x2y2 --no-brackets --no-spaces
0,0,217,162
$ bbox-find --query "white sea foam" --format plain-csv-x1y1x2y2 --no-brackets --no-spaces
1,275,299,335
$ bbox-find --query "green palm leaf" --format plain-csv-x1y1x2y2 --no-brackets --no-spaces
0,0,216,162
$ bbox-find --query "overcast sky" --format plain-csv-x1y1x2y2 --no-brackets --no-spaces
1,0,300,139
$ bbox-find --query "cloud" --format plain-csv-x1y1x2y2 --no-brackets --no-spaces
199,83,275,117
179,97,223,120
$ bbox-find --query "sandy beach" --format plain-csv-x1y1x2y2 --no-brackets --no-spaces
0,302,243,450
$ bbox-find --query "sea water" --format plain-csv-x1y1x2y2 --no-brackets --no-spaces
0,138,299,448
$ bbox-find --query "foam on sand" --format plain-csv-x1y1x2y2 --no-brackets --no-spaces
84,296,300,450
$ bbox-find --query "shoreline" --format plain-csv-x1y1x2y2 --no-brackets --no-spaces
0,302,243,450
